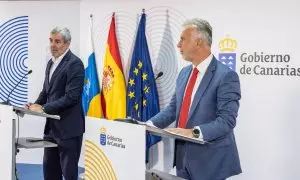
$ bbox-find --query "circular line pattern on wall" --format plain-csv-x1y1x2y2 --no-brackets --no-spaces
0,16,29,106
146,6,186,108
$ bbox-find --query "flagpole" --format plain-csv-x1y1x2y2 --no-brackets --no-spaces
89,14,95,52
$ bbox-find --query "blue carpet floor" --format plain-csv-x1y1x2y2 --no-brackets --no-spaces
16,163,84,180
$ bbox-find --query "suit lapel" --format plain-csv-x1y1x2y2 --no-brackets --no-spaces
187,58,217,121
48,50,71,90
45,61,53,93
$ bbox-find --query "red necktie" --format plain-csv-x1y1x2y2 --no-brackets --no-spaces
178,68,199,128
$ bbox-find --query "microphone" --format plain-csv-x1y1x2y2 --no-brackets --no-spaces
3,70,33,105
156,72,163,79
128,71,163,120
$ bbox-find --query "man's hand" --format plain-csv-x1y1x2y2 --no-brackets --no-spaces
24,102,32,110
166,128,193,138
29,104,43,113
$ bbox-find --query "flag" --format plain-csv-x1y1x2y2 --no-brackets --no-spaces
82,16,102,118
126,11,161,161
101,13,127,120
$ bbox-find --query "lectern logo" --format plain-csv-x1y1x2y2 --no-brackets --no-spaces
218,35,237,71
100,127,107,146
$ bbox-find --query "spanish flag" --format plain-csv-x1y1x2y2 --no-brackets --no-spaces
101,13,126,120
82,15,102,118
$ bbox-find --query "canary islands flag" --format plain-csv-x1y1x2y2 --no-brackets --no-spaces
82,16,102,118
101,13,126,120
127,12,161,161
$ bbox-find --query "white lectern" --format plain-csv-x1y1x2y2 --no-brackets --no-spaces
0,104,60,180
0,105,13,180
83,118,205,180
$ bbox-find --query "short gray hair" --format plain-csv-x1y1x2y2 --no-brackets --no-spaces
51,27,71,43
183,18,212,46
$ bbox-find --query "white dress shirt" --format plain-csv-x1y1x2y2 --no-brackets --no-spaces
189,54,213,110
184,54,213,140
49,49,69,82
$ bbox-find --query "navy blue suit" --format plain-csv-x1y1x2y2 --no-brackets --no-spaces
35,50,85,180
150,57,242,180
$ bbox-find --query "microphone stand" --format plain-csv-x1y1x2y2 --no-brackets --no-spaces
3,70,33,105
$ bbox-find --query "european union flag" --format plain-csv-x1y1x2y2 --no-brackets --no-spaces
126,12,161,161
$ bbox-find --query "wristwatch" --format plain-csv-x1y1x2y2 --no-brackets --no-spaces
192,127,200,138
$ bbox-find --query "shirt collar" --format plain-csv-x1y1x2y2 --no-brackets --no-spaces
193,53,213,74
51,49,69,63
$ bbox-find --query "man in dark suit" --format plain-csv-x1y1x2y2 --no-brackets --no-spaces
27,27,85,180
149,18,242,180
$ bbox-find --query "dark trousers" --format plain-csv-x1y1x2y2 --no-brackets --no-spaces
176,166,191,179
176,167,226,180
43,135,83,180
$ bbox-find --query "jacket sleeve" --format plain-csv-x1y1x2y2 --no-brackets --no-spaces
35,63,49,105
200,71,241,141
150,92,177,128
149,68,186,128
35,83,47,105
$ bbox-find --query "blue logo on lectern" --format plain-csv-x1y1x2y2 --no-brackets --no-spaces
100,127,107,146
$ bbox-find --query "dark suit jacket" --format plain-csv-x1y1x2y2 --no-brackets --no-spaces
35,50,85,140
150,57,242,180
